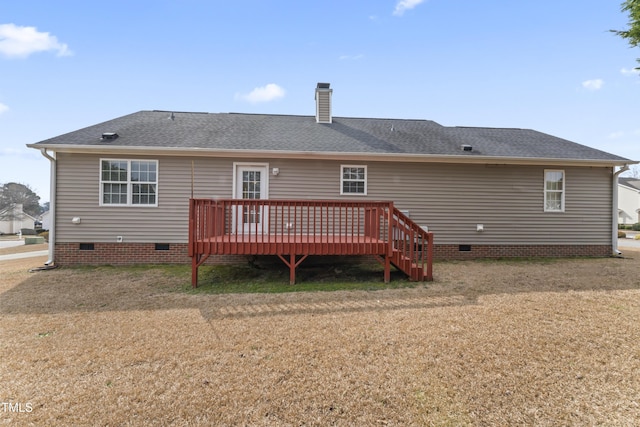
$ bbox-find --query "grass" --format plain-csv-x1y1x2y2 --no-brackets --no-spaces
190,262,417,294
2,251,640,425
61,256,577,295
68,257,420,294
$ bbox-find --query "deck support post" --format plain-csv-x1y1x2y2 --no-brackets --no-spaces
425,232,434,281
289,253,296,285
192,256,199,288
384,255,391,283
277,253,309,285
191,253,210,288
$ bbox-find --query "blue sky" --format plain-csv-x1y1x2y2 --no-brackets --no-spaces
1,0,638,203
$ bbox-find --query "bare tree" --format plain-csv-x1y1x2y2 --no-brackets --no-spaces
0,182,42,218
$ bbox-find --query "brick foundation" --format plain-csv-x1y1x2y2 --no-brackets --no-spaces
54,243,246,266
433,244,612,260
53,242,613,266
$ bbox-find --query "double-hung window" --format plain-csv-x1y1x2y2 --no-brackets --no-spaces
100,159,158,206
341,165,367,195
544,170,564,212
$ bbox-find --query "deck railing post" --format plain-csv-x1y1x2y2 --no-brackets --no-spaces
188,199,195,257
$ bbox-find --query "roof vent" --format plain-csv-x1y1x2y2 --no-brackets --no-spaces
315,82,332,124
462,144,472,152
101,132,119,141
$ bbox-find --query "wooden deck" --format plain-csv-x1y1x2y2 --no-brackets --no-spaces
192,234,388,255
189,199,433,286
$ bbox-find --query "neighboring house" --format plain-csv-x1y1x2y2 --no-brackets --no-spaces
41,210,52,231
27,83,635,272
618,177,640,225
0,204,36,235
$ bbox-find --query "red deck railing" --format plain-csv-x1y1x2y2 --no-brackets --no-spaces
189,198,433,286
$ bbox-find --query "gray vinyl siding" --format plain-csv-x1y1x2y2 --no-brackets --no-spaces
55,154,613,245
270,160,613,245
56,154,233,243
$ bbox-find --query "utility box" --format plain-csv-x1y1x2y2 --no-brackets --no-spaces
24,236,45,245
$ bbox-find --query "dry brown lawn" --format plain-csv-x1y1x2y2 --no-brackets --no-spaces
1,250,640,426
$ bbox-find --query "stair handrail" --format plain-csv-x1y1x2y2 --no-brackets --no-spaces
389,206,434,281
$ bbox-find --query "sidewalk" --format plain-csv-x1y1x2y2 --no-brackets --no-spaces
0,250,49,261
0,237,49,262
0,239,26,249
618,238,640,249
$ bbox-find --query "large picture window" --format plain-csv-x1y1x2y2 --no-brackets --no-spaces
100,159,158,206
341,165,367,195
544,170,564,212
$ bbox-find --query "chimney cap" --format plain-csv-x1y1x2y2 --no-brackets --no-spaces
316,82,330,89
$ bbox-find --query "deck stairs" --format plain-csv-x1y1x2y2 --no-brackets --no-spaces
386,207,432,281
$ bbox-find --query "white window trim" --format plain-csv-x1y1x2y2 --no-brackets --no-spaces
340,164,368,196
99,159,159,207
544,169,565,213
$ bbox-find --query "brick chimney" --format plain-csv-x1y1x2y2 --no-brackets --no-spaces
315,83,332,123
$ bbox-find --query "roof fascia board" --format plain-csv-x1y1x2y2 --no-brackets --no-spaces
27,144,634,168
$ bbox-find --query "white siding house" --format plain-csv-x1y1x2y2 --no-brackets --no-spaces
618,178,640,225
0,204,36,235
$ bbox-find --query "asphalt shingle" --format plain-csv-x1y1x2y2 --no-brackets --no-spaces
31,110,630,162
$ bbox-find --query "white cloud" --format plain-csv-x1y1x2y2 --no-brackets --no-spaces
393,0,426,16
582,79,604,91
608,131,625,139
339,54,365,60
0,102,8,114
236,83,285,104
621,67,640,76
0,147,24,155
0,23,72,58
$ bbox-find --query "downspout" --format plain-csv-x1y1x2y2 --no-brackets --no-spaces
612,165,629,256
39,148,56,265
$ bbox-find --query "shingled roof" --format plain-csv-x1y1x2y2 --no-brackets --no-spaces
29,109,631,166
619,177,640,190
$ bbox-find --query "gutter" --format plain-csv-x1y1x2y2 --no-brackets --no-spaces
26,143,634,168
612,165,630,256
38,148,56,265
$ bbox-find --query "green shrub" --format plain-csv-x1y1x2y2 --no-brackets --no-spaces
633,223,640,231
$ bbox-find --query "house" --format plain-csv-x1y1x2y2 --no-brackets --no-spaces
40,210,52,231
618,177,640,225
0,204,36,235
27,83,635,281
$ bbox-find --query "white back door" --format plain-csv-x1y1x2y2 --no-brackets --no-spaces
234,164,269,234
